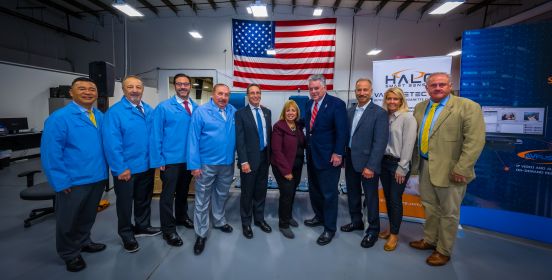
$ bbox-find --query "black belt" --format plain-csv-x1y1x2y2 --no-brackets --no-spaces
383,155,400,162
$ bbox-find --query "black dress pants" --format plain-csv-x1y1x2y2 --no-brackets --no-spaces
240,151,269,226
159,163,193,233
273,158,303,228
380,157,410,234
113,169,155,241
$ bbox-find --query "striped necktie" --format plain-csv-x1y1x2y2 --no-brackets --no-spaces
420,103,438,154
310,101,319,129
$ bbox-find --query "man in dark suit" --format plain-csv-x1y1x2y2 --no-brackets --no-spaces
341,78,388,248
303,74,348,246
235,84,272,239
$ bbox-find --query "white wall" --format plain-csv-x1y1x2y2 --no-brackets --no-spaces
0,62,84,131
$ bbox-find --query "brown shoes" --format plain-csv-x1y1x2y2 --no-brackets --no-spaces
378,231,390,239
409,239,436,250
426,251,451,266
383,234,398,251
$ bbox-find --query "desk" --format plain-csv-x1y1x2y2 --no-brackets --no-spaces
0,132,42,151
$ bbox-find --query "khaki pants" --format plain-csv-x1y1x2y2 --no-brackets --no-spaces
419,159,466,256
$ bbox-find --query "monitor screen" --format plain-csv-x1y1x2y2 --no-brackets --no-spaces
0,118,29,134
482,106,545,135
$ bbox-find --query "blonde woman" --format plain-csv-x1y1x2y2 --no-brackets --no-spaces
379,87,417,251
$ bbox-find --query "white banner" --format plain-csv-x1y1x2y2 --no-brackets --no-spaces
372,56,452,110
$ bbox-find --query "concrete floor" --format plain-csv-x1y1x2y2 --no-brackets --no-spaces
1,158,551,280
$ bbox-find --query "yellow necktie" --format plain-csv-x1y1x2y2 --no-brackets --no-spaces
420,103,438,154
88,109,97,127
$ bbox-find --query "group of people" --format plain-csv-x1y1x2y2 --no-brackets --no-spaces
40,72,485,272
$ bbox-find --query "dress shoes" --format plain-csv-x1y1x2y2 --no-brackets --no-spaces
65,255,86,272
254,221,272,233
340,222,365,232
426,251,451,266
360,233,378,248
383,234,398,251
279,227,295,239
304,217,323,227
378,231,390,239
134,226,162,237
81,242,106,253
123,238,140,253
176,217,194,229
242,225,253,239
289,218,299,228
409,239,436,250
214,224,233,233
194,236,207,255
316,231,335,246
162,232,183,247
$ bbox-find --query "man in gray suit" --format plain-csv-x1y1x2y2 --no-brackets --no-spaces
341,78,389,248
235,83,272,239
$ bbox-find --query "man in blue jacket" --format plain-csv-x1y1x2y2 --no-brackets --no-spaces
187,83,237,255
103,75,160,253
150,73,198,246
303,74,348,246
41,77,108,272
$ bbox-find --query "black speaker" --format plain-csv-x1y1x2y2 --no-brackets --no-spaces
89,61,115,97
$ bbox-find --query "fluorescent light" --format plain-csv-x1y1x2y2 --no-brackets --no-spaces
192,83,199,86
313,8,323,16
447,50,462,56
251,4,268,17
203,86,209,89
246,7,252,14
112,2,144,17
367,49,382,56
429,1,464,15
266,49,276,55
189,31,203,39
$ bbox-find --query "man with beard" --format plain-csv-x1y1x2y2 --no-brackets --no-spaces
150,73,198,246
103,75,160,253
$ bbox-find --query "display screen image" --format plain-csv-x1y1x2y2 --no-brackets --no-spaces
482,106,545,135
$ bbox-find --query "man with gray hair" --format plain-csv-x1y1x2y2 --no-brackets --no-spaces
303,74,348,246
410,72,485,266
103,75,160,253
187,83,237,255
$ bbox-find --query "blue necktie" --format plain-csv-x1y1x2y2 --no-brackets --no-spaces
255,108,265,151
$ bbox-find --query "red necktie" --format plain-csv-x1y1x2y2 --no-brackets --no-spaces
310,101,318,129
183,100,192,115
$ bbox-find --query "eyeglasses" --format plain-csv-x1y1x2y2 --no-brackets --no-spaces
175,82,191,87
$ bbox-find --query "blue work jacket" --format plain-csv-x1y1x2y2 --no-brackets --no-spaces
41,102,108,192
102,97,153,176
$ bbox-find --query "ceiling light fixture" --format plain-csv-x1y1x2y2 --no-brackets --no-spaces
429,1,464,15
246,7,252,14
447,50,462,56
250,1,268,17
313,8,323,16
112,0,144,17
189,31,203,39
367,49,382,56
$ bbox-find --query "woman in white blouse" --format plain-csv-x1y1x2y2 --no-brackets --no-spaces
378,87,417,251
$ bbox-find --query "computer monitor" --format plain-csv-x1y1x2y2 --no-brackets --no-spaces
0,118,29,134
482,106,546,136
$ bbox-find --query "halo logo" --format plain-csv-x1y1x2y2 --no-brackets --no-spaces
384,69,432,88
517,150,552,164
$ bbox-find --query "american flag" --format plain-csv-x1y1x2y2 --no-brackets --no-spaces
232,18,336,91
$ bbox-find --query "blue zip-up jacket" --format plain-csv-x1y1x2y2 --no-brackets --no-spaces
41,102,108,192
150,96,198,168
102,97,153,176
187,99,237,170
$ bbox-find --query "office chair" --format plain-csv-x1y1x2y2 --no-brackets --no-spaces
18,170,56,228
